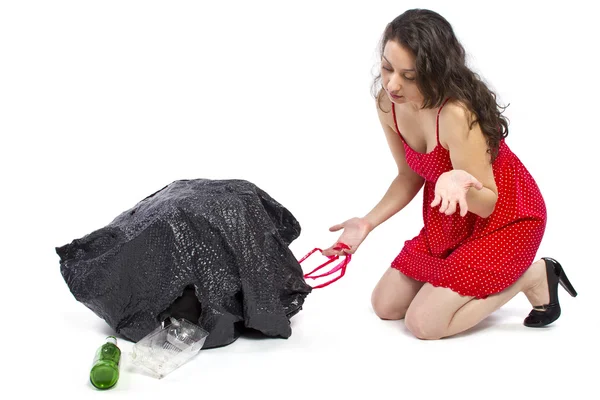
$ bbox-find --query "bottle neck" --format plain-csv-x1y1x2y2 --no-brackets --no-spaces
106,336,117,346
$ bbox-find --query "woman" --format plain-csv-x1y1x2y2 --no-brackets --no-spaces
322,9,577,339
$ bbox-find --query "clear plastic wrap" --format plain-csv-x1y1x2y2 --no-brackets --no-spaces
130,318,209,379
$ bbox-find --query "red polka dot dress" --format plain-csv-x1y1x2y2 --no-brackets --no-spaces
390,99,547,299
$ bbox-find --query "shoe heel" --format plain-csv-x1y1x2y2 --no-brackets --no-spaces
558,271,577,297
547,257,578,298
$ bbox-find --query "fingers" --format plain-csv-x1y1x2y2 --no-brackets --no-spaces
471,178,484,190
431,170,481,216
465,173,483,190
334,243,354,255
333,242,349,250
458,196,469,217
322,245,352,257
433,194,463,216
439,197,450,214
430,192,441,208
329,223,343,232
445,199,458,215
321,247,336,257
323,242,354,256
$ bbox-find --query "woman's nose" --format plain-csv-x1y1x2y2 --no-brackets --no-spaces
387,75,401,92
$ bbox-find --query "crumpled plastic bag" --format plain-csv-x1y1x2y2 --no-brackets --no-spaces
56,178,312,348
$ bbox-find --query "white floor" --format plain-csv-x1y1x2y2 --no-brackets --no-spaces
3,1,599,399
18,239,594,399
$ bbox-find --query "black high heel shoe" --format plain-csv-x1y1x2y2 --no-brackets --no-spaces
524,257,577,328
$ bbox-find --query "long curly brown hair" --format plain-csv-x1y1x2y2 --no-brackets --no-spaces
372,9,509,161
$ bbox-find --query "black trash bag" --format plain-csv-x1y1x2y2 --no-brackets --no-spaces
56,179,312,349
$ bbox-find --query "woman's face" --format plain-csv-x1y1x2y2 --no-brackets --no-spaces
381,40,423,106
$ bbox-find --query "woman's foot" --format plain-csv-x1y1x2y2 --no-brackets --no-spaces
522,259,549,308
521,257,578,327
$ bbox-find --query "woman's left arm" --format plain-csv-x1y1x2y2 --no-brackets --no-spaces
439,103,498,219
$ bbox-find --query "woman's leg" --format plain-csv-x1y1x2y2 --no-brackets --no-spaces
404,258,548,339
371,267,425,320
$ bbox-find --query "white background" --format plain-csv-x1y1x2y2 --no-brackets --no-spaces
1,0,599,398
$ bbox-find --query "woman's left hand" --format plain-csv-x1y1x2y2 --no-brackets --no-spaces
431,169,483,217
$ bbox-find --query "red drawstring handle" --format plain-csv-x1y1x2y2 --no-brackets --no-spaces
299,243,352,289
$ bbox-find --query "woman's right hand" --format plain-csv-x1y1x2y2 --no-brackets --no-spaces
322,217,373,257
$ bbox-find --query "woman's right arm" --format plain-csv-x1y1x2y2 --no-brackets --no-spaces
322,99,424,256
362,102,424,231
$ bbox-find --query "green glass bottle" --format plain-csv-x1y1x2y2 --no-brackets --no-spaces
89,336,121,390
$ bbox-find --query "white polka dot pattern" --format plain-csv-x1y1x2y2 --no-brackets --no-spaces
389,101,547,299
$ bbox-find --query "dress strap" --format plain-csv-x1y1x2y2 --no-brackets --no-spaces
391,102,410,148
436,97,451,145
391,102,403,139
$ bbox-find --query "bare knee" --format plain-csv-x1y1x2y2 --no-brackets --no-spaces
404,307,444,340
371,290,407,320
370,267,424,321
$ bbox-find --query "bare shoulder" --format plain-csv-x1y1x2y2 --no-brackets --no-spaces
375,89,395,130
439,100,472,130
438,99,481,146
